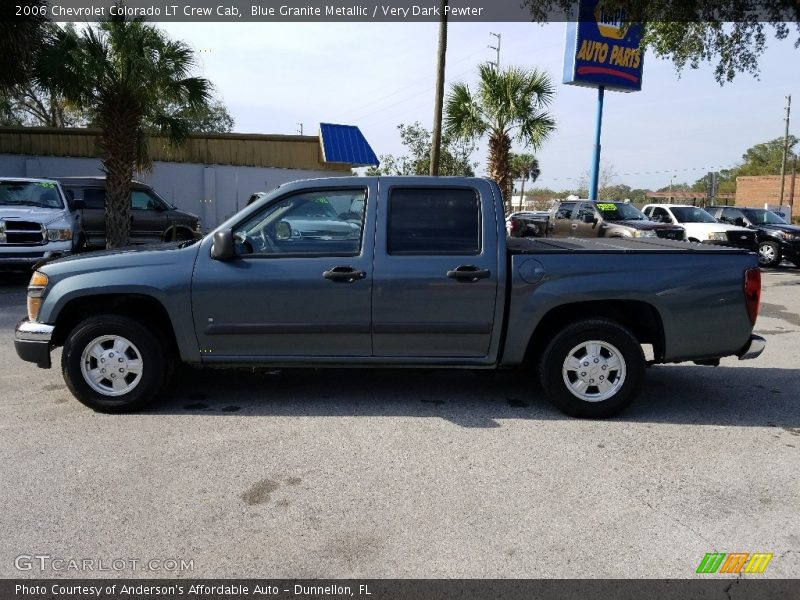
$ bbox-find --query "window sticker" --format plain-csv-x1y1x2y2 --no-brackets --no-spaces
596,203,616,211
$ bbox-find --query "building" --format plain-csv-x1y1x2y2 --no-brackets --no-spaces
735,175,799,220
0,124,378,230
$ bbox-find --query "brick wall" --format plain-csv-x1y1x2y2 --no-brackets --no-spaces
736,175,800,217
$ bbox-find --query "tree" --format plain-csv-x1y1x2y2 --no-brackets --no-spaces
0,84,87,127
0,0,47,92
510,153,540,211
575,163,618,199
161,98,234,134
522,1,800,84
734,136,798,176
687,136,799,194
366,122,478,177
35,14,211,248
444,63,556,212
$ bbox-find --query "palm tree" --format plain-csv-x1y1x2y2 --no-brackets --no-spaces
0,0,47,92
510,152,540,211
444,63,555,213
36,12,210,248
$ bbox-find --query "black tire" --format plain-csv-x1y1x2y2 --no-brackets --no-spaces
539,319,646,418
758,241,782,267
61,315,168,413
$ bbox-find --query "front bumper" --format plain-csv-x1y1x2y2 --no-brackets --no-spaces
736,334,766,361
701,239,758,251
0,245,72,266
778,239,800,260
14,319,54,368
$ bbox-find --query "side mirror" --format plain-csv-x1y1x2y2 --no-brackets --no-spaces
734,217,746,227
71,199,86,210
211,229,235,260
582,214,596,224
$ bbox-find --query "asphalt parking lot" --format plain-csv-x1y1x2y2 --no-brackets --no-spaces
0,265,798,579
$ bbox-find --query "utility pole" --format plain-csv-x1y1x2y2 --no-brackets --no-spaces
488,32,501,69
296,122,304,135
779,94,791,207
429,0,448,176
789,154,797,220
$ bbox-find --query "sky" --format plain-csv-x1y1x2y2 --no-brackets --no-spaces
159,21,800,192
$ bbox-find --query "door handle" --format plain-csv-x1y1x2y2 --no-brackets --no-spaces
447,265,490,282
323,266,366,283
571,223,578,229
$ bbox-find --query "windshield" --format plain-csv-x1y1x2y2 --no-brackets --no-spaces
670,207,717,223
0,180,64,209
742,208,788,225
596,202,647,221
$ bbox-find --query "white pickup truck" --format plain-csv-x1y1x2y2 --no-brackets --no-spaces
0,177,82,267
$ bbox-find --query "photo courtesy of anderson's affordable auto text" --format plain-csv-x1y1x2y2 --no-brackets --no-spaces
1,0,799,598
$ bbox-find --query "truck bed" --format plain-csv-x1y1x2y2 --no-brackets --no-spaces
507,236,755,255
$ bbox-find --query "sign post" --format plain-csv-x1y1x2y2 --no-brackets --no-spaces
563,1,644,200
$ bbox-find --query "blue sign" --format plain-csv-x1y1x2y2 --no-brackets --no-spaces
563,0,644,92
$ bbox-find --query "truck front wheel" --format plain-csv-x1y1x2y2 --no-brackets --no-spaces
539,319,645,418
62,315,167,412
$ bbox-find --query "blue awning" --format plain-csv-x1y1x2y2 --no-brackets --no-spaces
319,123,379,167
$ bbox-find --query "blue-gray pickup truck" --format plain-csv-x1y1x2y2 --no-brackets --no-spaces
14,177,765,418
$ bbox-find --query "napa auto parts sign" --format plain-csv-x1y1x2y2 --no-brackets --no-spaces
563,0,644,92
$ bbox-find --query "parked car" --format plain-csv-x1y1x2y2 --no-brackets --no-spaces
0,177,83,267
15,177,764,419
57,177,200,247
550,200,685,240
246,188,364,241
506,211,550,238
705,205,800,267
642,204,757,249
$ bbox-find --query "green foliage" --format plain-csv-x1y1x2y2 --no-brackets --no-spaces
0,0,47,91
34,11,212,247
369,122,478,177
510,153,540,183
444,63,556,209
522,0,800,84
160,98,235,134
687,137,798,193
735,136,798,176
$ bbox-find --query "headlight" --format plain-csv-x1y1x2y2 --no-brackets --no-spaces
46,227,72,241
634,229,657,238
27,271,48,321
707,231,728,241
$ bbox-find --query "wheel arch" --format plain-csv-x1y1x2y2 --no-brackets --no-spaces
523,299,665,368
52,294,179,360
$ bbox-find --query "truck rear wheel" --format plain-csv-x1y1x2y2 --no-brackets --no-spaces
61,315,167,412
539,319,645,418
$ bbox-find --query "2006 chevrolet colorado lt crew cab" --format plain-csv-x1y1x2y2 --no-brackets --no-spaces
14,177,765,418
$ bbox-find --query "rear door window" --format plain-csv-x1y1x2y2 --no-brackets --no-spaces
387,188,480,255
83,188,106,209
554,202,576,220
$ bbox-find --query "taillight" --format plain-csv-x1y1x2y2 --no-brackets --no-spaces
744,267,761,325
